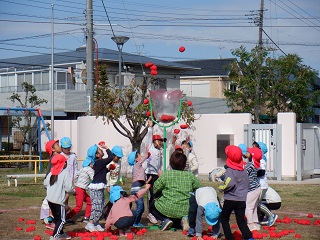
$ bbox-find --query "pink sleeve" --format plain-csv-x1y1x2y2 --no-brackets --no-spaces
127,188,148,202
137,155,148,167
105,216,112,230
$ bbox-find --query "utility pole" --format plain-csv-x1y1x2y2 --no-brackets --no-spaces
86,0,94,115
254,0,264,123
51,0,54,137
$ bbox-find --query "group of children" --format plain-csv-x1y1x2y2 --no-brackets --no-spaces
217,142,281,240
42,130,280,240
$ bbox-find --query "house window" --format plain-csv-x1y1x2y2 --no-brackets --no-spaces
152,78,167,90
115,73,136,87
57,71,67,90
230,83,237,92
34,72,41,90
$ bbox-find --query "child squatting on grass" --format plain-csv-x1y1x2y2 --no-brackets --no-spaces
105,183,151,236
44,154,75,240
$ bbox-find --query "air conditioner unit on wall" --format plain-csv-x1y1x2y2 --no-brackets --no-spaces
115,73,135,87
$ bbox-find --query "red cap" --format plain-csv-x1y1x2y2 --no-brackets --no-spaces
51,154,67,175
225,145,245,171
247,147,262,168
153,134,163,141
45,140,59,156
175,145,182,150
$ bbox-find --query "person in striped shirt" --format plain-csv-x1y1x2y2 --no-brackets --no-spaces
66,160,94,223
245,146,262,232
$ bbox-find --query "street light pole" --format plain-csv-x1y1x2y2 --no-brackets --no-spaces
111,36,129,91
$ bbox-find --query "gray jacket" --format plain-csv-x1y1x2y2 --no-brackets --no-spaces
44,168,75,205
219,167,249,201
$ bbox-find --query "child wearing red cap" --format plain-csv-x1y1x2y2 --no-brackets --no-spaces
45,140,62,177
142,120,164,224
41,139,62,229
44,154,75,240
245,146,262,231
219,145,253,240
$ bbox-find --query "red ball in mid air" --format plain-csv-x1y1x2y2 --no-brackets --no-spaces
179,46,185,52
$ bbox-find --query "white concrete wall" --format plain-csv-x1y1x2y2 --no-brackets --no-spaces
278,112,296,178
42,113,252,176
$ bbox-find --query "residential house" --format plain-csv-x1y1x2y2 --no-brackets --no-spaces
176,58,236,98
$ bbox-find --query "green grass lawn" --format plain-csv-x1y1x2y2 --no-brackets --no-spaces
0,168,320,239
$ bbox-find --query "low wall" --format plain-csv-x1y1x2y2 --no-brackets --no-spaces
43,113,252,176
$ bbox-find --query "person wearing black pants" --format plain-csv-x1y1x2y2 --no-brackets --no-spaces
221,200,252,240
48,202,67,238
188,194,198,232
218,145,253,240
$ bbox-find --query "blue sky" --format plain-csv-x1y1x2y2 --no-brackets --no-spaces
1,0,319,73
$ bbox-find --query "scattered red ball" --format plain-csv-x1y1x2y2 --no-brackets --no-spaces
145,62,153,68
25,220,36,224
180,123,189,129
174,129,180,134
187,101,192,106
179,46,186,52
150,70,158,75
143,99,149,105
160,114,175,123
150,65,157,71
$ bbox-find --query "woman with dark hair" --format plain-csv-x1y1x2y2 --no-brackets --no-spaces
149,152,202,231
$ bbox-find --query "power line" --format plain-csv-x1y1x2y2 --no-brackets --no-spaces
262,29,287,55
269,0,320,32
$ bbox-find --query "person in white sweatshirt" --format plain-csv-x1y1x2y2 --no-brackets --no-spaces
44,154,75,240
142,120,163,224
187,186,222,239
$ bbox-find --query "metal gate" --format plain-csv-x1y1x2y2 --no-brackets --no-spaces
297,124,320,180
244,124,282,180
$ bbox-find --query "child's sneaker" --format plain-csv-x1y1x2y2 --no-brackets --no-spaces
147,213,158,224
133,223,144,227
160,218,173,231
119,229,125,237
254,223,261,231
95,224,105,232
44,216,54,224
268,214,278,227
85,222,97,232
58,233,71,239
187,227,195,237
181,216,190,231
82,217,89,223
46,223,55,230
